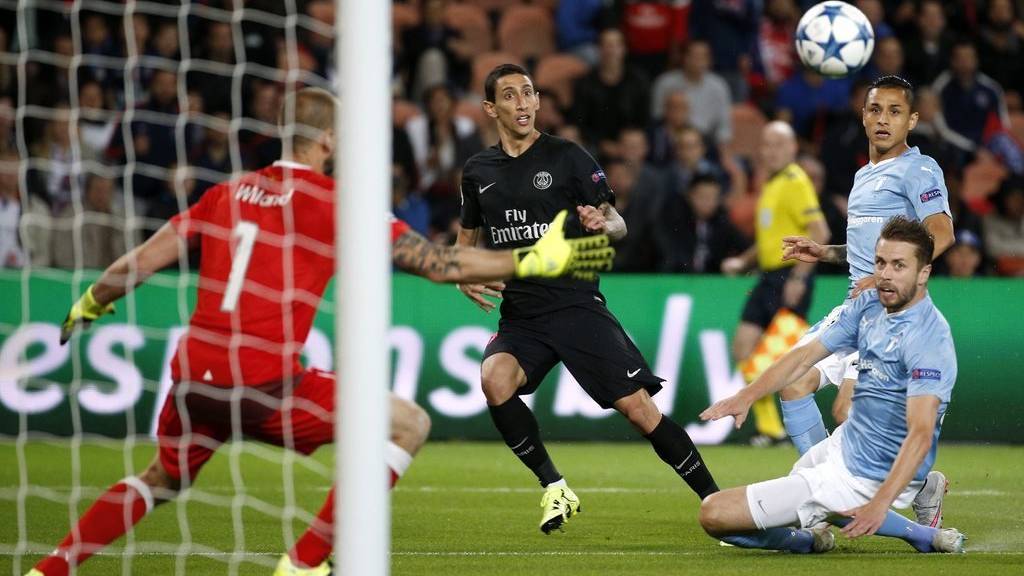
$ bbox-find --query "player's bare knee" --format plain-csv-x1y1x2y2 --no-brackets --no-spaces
779,369,819,401
138,460,180,501
390,396,431,451
614,390,661,434
698,493,728,536
480,355,525,405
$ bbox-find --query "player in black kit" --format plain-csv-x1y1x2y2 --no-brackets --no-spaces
456,64,719,534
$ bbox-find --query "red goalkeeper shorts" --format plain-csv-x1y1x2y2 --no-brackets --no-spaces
156,369,336,482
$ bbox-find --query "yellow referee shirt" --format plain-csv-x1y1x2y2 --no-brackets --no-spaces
756,163,823,271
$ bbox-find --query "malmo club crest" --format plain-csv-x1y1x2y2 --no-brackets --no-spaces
533,171,552,190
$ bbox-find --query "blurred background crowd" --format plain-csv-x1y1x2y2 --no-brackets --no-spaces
1,0,1023,278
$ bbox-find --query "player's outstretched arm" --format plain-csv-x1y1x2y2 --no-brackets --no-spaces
396,211,615,286
61,224,188,344
782,236,847,265
840,395,940,538
701,339,831,428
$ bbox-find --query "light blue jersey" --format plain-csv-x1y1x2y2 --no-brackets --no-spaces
846,147,951,294
818,290,957,482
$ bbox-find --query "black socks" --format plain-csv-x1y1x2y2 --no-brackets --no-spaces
644,415,720,499
488,396,562,486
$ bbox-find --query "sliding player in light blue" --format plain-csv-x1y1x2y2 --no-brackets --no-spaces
699,216,964,554
778,75,955,527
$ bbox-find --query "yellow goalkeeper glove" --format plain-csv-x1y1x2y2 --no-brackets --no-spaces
512,210,616,280
60,285,115,345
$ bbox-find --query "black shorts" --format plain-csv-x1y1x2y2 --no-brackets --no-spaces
740,268,815,329
483,303,664,409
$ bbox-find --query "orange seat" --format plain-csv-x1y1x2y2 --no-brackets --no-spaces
534,53,590,109
961,155,1008,202
497,5,555,61
470,51,523,97
728,103,767,160
443,3,493,55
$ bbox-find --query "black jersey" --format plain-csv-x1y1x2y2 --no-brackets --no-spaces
460,133,615,317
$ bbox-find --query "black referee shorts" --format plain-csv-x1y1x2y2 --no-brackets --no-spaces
740,268,815,329
483,303,664,409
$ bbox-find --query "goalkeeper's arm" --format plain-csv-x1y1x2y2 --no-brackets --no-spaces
392,210,613,284
61,224,187,344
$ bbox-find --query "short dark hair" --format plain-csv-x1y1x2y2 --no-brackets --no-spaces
688,172,721,192
878,216,934,269
867,74,915,108
484,63,530,102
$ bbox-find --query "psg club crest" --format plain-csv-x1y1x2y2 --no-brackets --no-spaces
533,171,552,190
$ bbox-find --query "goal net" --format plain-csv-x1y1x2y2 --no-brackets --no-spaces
2,1,349,574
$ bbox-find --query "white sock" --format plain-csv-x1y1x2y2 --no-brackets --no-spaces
385,442,413,478
544,478,567,490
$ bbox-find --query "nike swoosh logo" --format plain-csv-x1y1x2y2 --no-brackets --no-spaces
627,368,641,378
757,499,769,515
508,437,529,450
479,182,496,194
674,451,694,470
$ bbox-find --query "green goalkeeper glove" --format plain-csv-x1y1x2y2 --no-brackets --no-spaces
60,285,115,345
512,210,616,281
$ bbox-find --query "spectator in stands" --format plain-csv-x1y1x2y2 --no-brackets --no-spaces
555,0,608,66
756,0,801,92
51,172,128,269
81,13,118,87
820,81,869,198
902,0,953,87
0,27,13,99
652,173,749,273
77,80,117,164
240,81,281,170
190,21,235,114
909,87,973,168
604,157,656,272
113,13,152,107
149,20,181,61
620,0,692,79
399,0,471,100
301,0,336,77
689,0,761,102
107,69,185,210
23,108,74,266
648,89,690,167
663,125,725,200
855,0,893,39
984,180,1024,276
942,229,984,278
651,40,733,148
391,162,430,237
933,40,1010,149
0,150,24,268
572,27,651,157
861,36,905,80
775,68,851,138
618,126,667,210
405,83,481,194
977,0,1024,100
191,112,232,200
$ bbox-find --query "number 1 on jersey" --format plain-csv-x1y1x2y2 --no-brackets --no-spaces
221,221,258,312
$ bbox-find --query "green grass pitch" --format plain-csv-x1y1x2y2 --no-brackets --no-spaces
2,441,1022,575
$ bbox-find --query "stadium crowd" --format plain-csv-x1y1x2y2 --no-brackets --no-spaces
1,0,1023,277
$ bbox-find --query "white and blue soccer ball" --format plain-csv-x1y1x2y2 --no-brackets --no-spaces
795,1,875,78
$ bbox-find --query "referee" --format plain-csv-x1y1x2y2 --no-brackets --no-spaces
456,64,719,534
721,121,830,445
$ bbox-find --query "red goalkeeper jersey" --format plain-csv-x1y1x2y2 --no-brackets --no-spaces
168,160,410,386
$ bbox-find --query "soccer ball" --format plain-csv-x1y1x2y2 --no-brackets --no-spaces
795,1,874,78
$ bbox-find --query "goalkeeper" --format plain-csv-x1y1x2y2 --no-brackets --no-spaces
29,87,613,576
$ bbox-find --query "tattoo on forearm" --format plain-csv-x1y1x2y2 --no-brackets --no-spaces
392,232,463,280
826,245,848,265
